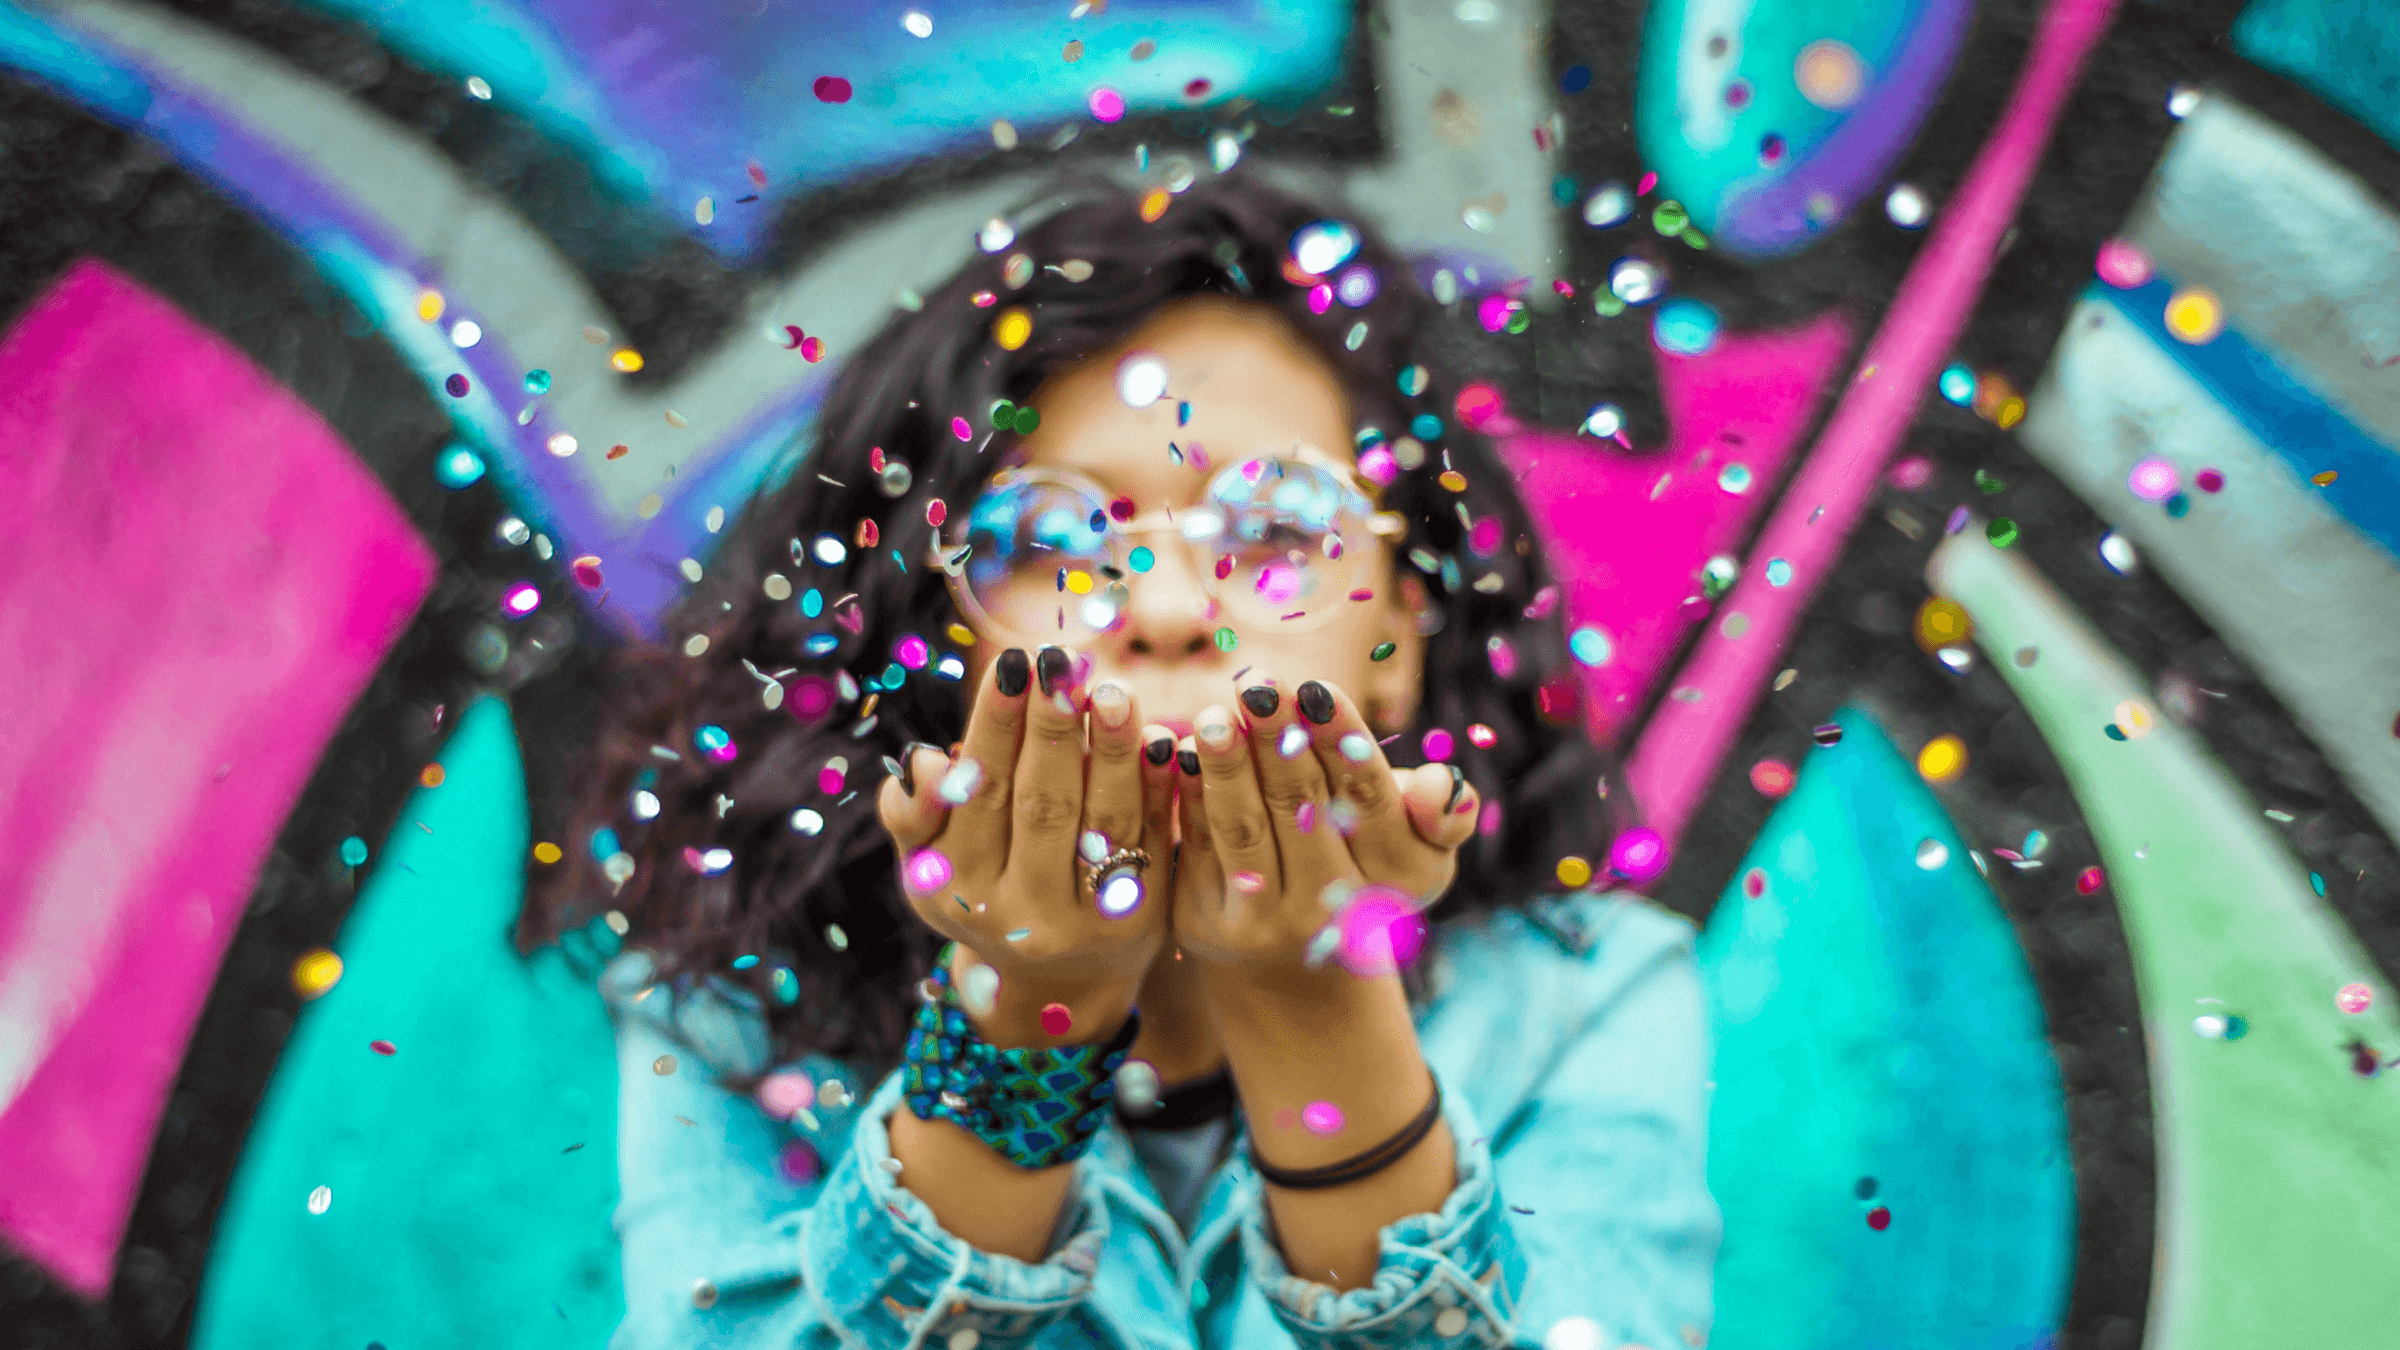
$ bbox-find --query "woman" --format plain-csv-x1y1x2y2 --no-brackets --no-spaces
523,169,1718,1349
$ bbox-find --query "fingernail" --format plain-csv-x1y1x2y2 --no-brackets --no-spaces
1197,710,1236,750
1445,764,1468,813
1145,736,1175,766
995,648,1030,697
882,754,906,792
1091,681,1131,730
1296,680,1336,726
1239,683,1280,719
1036,645,1072,698
1177,749,1202,776
900,742,938,796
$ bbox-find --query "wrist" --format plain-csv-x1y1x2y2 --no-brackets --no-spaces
945,945,1140,1050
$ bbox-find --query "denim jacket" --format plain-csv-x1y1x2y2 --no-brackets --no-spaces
602,891,1718,1350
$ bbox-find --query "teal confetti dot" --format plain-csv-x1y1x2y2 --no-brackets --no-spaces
2310,872,2326,896
1939,364,1976,405
339,836,368,867
2223,1014,2248,1040
434,444,485,489
1569,626,1612,667
1551,173,1579,206
2165,492,2190,518
1987,517,2020,548
802,588,824,618
524,368,552,395
2104,723,2128,741
589,827,622,861
1411,413,1444,440
1653,298,1720,356
1129,546,1155,572
881,662,906,687
1764,558,1793,586
732,954,760,970
772,967,800,1005
1177,401,1192,426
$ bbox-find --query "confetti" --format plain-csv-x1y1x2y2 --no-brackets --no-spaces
1865,1206,1891,1231
1039,1003,1074,1036
1812,723,1845,747
308,1185,333,1216
903,848,953,893
1748,759,1795,797
443,373,470,398
292,949,343,999
813,75,852,103
2163,287,2223,343
421,763,446,788
612,348,645,372
654,1055,678,1076
1608,827,1668,882
1914,839,1950,870
1914,598,1971,653
532,841,563,865
1916,735,1967,782
2095,239,2151,288
1087,87,1125,122
2337,983,2374,1015
1301,1101,1346,1135
1555,856,1594,889
1985,518,2019,548
371,1039,396,1056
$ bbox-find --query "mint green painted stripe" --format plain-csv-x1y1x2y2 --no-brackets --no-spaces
1928,524,2400,1348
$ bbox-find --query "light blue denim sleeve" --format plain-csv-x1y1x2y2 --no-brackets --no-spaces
1228,945,1719,1350
609,974,1158,1349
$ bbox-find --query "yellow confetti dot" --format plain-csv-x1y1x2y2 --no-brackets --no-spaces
1066,570,1094,595
2112,700,2155,739
946,623,977,646
292,949,344,1001
2163,287,2223,344
1794,40,1864,109
532,841,563,865
2311,470,2338,486
420,763,446,788
1140,187,1171,222
612,348,646,373
1438,469,1468,492
1916,735,1967,783
1995,397,2026,430
1555,856,1594,889
993,306,1033,351
415,288,445,323
1914,597,1972,653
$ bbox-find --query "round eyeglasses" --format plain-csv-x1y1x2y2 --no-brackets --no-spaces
930,445,1409,650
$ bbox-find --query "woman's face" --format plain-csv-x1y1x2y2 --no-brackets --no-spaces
955,296,1424,738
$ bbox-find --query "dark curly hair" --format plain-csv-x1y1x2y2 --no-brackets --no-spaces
519,168,1635,1074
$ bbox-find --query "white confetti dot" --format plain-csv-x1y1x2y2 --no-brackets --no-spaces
903,9,933,37
1117,353,1171,408
306,1185,332,1215
1885,183,1929,228
449,320,482,348
1544,1316,1605,1350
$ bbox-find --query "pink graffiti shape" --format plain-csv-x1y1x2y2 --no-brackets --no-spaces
0,260,435,1295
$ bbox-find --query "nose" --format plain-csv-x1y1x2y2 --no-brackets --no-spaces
1115,535,1219,660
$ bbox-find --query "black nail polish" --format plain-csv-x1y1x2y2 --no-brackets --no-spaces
995,648,1030,696
1145,737,1175,766
1177,749,1202,777
1240,684,1280,718
1296,680,1335,726
1036,645,1072,698
1445,763,1468,812
900,742,938,796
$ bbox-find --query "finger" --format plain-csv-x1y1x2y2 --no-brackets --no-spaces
1173,735,1224,906
939,647,1032,860
1401,761,1481,852
1139,722,1178,849
876,741,956,853
1296,677,1459,888
1230,668,1347,884
1080,679,1148,884
1193,702,1279,895
1010,644,1089,881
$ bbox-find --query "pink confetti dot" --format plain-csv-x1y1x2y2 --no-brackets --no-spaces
2127,456,2179,502
1469,516,1504,556
1888,455,1934,491
902,847,952,893
894,634,930,669
951,416,972,441
1866,1205,1891,1231
2094,238,2151,288
1422,728,1455,761
757,1072,816,1119
2076,866,2106,895
1335,885,1427,976
1230,869,1265,894
1476,294,1515,333
370,1040,396,1056
1455,382,1504,429
1486,636,1518,679
1295,801,1317,833
1478,800,1502,836
777,1139,822,1185
1183,77,1213,101
926,498,948,527
1301,1101,1346,1135
1357,445,1398,485
1307,283,1334,315
572,558,605,589
800,335,824,363
1088,87,1126,122
1609,827,1668,883
504,582,541,616
2338,982,2375,1015
2195,468,2224,493
818,764,847,795
1742,868,1766,898
1040,1002,1074,1036
789,676,837,722
1466,723,1497,748
1749,759,1795,798
812,75,852,103
1636,171,1657,195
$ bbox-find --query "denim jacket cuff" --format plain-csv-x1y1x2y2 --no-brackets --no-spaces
796,1065,1113,1346
1234,1061,1529,1348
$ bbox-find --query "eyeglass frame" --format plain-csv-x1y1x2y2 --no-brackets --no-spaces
927,441,1413,650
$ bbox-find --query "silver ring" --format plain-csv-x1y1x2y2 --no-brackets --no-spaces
1083,846,1152,917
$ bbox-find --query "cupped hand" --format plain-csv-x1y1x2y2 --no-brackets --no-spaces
1169,669,1479,979
875,644,1179,1044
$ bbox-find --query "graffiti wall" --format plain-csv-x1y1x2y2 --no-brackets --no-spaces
2,0,2395,1345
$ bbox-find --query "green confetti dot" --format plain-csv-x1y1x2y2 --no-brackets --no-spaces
1213,627,1239,652
1986,517,2020,548
1652,201,1688,235
1371,641,1397,662
1681,227,1710,251
1012,405,1040,434
1505,311,1530,335
988,399,1016,429
523,369,552,395
1974,469,2006,494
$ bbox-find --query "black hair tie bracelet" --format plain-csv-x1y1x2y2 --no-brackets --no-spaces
1249,1072,1444,1191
